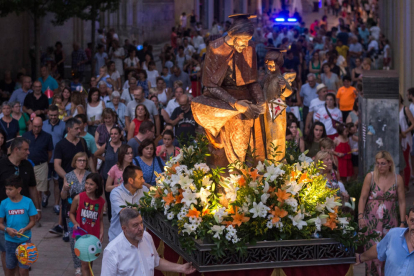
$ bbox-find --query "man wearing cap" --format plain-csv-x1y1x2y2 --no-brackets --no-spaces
192,14,266,165
305,83,328,136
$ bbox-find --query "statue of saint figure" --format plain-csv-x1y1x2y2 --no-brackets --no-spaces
191,14,266,166
260,48,296,161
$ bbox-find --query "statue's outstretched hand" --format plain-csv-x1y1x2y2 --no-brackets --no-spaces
235,100,255,119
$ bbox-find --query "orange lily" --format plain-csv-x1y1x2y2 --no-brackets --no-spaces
167,163,180,175
238,176,246,187
221,220,233,227
175,189,184,204
299,173,308,184
249,169,260,181
163,192,175,206
270,206,288,224
324,219,337,230
154,187,163,198
202,208,210,216
291,170,297,179
186,207,201,218
275,188,291,203
226,205,236,215
231,213,250,227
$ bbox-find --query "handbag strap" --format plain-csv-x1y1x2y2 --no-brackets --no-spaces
325,104,334,121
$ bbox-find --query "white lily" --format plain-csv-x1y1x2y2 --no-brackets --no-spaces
264,164,285,182
182,223,194,234
213,207,228,223
315,202,326,212
181,190,198,207
197,187,211,204
325,196,342,213
256,161,265,172
284,180,302,195
289,212,308,230
170,174,181,187
338,217,349,226
179,175,194,190
224,182,239,202
194,163,210,173
201,176,213,189
211,225,225,239
249,202,270,218
261,193,270,204
263,181,270,193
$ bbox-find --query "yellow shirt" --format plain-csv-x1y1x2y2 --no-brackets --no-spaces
336,45,349,59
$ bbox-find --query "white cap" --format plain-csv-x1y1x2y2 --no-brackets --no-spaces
316,83,327,93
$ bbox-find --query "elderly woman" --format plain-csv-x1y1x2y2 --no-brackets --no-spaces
106,91,127,132
133,139,165,187
358,151,405,276
98,81,111,105
0,102,19,146
11,101,30,135
60,152,91,276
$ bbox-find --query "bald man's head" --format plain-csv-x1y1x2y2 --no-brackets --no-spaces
178,94,190,111
32,117,43,135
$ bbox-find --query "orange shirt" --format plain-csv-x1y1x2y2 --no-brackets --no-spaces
336,86,356,111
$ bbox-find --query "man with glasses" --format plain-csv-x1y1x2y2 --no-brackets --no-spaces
22,117,53,226
300,73,318,128
23,80,49,120
125,87,160,136
170,94,197,147
9,76,32,108
120,76,138,106
53,118,95,241
0,137,41,273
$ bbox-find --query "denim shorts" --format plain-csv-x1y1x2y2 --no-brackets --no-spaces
6,239,31,269
0,230,5,252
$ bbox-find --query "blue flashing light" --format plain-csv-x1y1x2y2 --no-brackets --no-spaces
275,18,285,22
287,18,297,22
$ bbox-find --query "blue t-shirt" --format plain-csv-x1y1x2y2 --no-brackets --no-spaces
132,156,165,185
0,196,37,243
38,75,58,93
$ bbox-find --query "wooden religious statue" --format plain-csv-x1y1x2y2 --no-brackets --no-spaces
192,14,266,166
260,48,296,161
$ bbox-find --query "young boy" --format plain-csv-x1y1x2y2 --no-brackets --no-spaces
0,175,37,276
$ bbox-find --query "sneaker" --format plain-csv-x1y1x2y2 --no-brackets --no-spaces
49,225,63,235
75,268,82,276
41,193,50,208
53,205,60,215
62,231,70,242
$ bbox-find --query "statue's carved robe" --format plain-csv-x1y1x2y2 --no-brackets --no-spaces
191,37,265,164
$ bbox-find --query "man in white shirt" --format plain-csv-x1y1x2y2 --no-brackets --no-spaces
369,23,381,41
305,84,328,136
165,87,184,117
120,77,138,105
192,31,204,51
348,37,363,69
108,166,149,241
125,87,160,136
102,208,196,276
183,38,195,57
367,36,379,57
176,46,191,71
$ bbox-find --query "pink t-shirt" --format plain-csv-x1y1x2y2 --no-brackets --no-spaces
108,164,124,186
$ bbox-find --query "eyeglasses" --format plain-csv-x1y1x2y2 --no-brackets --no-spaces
77,159,87,163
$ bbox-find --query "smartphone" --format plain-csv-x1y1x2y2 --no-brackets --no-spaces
137,45,143,51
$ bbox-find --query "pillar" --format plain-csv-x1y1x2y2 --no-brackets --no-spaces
257,0,263,15
359,71,400,180
203,0,214,29
241,0,248,13
224,0,234,21
194,0,200,23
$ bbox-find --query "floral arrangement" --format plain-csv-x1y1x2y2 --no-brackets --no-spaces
137,137,371,258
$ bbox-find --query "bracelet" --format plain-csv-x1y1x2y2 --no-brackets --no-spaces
36,209,42,212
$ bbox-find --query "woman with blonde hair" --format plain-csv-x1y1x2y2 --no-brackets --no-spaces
314,150,348,199
358,151,406,276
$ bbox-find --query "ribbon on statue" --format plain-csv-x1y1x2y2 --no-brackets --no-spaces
268,98,287,121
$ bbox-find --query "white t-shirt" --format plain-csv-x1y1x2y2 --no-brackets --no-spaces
314,106,343,135
120,88,134,106
122,80,129,90
165,99,180,117
124,57,140,68
368,40,379,51
146,70,159,88
309,98,326,114
192,36,205,49
383,44,390,58
370,26,381,41
409,103,414,117
176,54,191,70
184,45,196,57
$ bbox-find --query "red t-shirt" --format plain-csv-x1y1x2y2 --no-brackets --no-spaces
76,192,105,238
133,118,143,137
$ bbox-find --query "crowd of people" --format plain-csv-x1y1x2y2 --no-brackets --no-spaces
0,0,412,275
